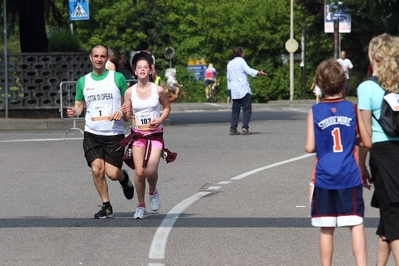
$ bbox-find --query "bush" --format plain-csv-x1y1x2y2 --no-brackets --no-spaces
166,59,319,103
48,30,81,52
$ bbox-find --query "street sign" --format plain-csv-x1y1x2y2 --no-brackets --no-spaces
69,0,90,21
285,39,298,53
187,65,206,81
324,3,351,33
164,47,175,60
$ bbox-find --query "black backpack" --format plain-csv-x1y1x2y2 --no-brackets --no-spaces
368,76,399,137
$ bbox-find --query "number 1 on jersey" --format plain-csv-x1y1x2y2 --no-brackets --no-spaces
331,127,343,152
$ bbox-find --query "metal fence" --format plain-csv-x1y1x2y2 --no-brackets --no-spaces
59,81,84,139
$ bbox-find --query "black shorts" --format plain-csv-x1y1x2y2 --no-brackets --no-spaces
204,79,215,87
370,141,399,241
83,132,125,168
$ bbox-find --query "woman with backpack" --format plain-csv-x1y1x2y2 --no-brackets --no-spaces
357,33,399,266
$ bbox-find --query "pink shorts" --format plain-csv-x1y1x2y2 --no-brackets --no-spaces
132,128,163,150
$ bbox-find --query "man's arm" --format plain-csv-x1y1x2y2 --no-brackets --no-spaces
122,88,132,122
106,62,116,71
242,60,267,77
67,100,84,118
305,109,316,153
348,60,353,71
256,70,267,76
67,77,85,117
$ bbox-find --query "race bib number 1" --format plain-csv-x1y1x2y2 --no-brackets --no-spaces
91,106,111,121
132,113,158,130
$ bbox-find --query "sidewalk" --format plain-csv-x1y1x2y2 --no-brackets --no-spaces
0,101,314,131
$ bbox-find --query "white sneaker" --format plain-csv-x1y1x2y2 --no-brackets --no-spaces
149,190,161,211
133,206,146,219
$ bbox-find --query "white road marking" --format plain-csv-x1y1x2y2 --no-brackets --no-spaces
218,181,231,185
0,138,82,143
149,192,211,260
0,135,314,265
231,154,314,180
184,110,204,112
205,103,223,107
148,153,315,265
207,186,221,190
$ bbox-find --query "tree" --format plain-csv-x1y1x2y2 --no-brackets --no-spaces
18,0,48,52
296,0,399,70
1,0,65,52
9,0,379,100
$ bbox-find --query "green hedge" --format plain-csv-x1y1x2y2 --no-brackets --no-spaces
48,30,81,52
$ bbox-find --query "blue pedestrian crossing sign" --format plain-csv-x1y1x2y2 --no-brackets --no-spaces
69,0,90,21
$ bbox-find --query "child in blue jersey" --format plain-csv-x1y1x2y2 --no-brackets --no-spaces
305,59,372,266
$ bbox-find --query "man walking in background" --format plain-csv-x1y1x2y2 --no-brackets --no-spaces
227,46,267,135
337,50,353,96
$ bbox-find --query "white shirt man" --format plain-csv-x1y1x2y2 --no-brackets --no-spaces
226,46,267,135
337,51,353,79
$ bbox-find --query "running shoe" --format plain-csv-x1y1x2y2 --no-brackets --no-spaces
149,190,161,211
94,204,113,219
120,169,134,200
242,128,251,135
133,206,146,219
230,129,241,135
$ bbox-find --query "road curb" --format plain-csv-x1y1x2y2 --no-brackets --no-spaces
0,101,312,130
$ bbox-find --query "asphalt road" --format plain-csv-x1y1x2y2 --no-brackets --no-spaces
0,102,391,266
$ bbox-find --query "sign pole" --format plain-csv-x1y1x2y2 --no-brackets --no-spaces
289,0,294,101
285,3,298,100
300,25,306,99
3,0,8,118
333,19,339,59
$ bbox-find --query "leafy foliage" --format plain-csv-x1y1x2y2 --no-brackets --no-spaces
48,30,80,52
297,0,399,75
3,0,399,101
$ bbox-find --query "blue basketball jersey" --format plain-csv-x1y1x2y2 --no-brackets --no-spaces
311,99,362,189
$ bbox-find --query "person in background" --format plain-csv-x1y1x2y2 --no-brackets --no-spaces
337,50,353,96
227,46,267,135
105,48,116,71
310,79,322,103
153,65,162,86
357,33,399,266
114,49,133,76
204,63,217,100
131,41,155,81
167,70,183,101
122,57,172,219
66,44,134,219
306,59,371,266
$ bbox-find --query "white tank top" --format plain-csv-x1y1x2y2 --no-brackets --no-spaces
83,71,124,135
131,83,161,131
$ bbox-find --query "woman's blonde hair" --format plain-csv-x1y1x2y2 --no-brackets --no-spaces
369,33,399,92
